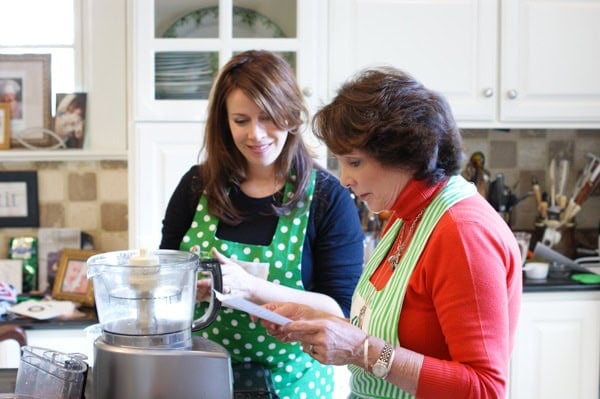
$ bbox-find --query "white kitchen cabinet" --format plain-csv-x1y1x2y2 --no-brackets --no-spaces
0,340,21,369
509,290,600,399
131,0,327,124
328,0,600,128
129,123,205,249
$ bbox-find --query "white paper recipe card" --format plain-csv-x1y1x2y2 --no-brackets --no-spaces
215,290,292,326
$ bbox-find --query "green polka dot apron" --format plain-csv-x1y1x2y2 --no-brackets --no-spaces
180,169,336,399
348,176,476,399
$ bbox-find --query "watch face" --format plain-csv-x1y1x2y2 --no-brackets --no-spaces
372,362,387,378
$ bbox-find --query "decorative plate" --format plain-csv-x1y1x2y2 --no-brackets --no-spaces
156,6,286,100
163,6,286,39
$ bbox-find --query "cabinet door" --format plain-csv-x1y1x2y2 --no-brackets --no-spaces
130,123,205,250
0,340,21,368
0,329,92,368
328,0,498,123
501,0,600,122
133,0,326,125
510,294,600,399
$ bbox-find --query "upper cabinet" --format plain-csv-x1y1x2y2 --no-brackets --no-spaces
328,0,600,129
132,0,328,124
128,0,328,249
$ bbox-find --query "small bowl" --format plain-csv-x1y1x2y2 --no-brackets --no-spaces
523,262,550,280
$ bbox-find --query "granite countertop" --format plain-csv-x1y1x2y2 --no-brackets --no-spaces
1,364,271,398
0,307,98,330
523,269,600,292
1,273,598,330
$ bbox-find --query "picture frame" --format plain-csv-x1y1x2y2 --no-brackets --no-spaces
0,259,23,294
0,102,9,149
54,92,87,148
52,248,97,307
0,54,52,147
37,227,81,293
0,171,39,227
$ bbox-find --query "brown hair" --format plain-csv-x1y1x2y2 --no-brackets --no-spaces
312,67,464,184
199,50,314,224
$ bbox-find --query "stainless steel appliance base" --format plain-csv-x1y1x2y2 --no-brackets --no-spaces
93,335,232,399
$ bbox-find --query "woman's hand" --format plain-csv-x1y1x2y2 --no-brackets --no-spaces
210,249,344,316
259,302,323,338
196,276,212,302
259,302,367,367
212,248,261,299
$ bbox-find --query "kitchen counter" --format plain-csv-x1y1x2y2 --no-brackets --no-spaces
0,308,98,330
0,365,274,398
523,270,600,293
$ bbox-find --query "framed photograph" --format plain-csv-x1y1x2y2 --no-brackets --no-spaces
0,102,9,149
0,54,51,146
54,92,87,148
52,249,97,307
0,259,23,294
0,171,39,227
37,228,81,293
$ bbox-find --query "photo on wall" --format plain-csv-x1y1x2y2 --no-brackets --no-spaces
0,54,52,147
54,92,87,148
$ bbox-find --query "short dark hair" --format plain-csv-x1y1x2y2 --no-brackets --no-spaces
312,67,464,184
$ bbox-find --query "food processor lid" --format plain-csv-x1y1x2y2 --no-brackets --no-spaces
19,346,88,379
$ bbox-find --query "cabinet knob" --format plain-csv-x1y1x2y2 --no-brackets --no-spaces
482,88,494,98
507,89,518,99
302,87,313,97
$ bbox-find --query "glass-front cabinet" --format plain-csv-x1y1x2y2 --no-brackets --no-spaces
129,0,328,249
132,0,327,122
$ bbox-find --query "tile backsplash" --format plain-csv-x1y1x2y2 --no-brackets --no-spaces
328,129,600,232
0,160,128,258
1,129,598,260
461,129,599,231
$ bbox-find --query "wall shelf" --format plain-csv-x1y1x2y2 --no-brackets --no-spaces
0,149,128,163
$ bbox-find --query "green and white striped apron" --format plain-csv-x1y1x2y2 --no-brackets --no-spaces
180,170,336,399
349,175,476,399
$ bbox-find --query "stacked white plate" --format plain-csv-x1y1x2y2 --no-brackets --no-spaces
155,52,215,100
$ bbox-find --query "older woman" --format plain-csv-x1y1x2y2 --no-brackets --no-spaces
262,67,522,399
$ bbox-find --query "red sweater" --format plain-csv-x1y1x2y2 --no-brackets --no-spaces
371,178,522,398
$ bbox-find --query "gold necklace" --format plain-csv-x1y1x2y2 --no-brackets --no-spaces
387,209,425,270
357,209,425,329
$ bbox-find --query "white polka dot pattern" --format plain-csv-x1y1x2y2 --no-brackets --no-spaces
181,170,333,398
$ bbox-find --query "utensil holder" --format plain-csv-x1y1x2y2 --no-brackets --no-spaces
532,223,576,259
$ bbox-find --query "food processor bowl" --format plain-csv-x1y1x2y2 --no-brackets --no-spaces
87,249,221,338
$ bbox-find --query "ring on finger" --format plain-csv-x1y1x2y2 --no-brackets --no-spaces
308,344,316,355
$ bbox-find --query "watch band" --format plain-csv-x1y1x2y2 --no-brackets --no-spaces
371,341,395,379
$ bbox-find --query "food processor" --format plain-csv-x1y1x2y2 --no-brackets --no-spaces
87,249,232,399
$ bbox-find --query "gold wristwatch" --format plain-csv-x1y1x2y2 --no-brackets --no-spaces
371,342,395,379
